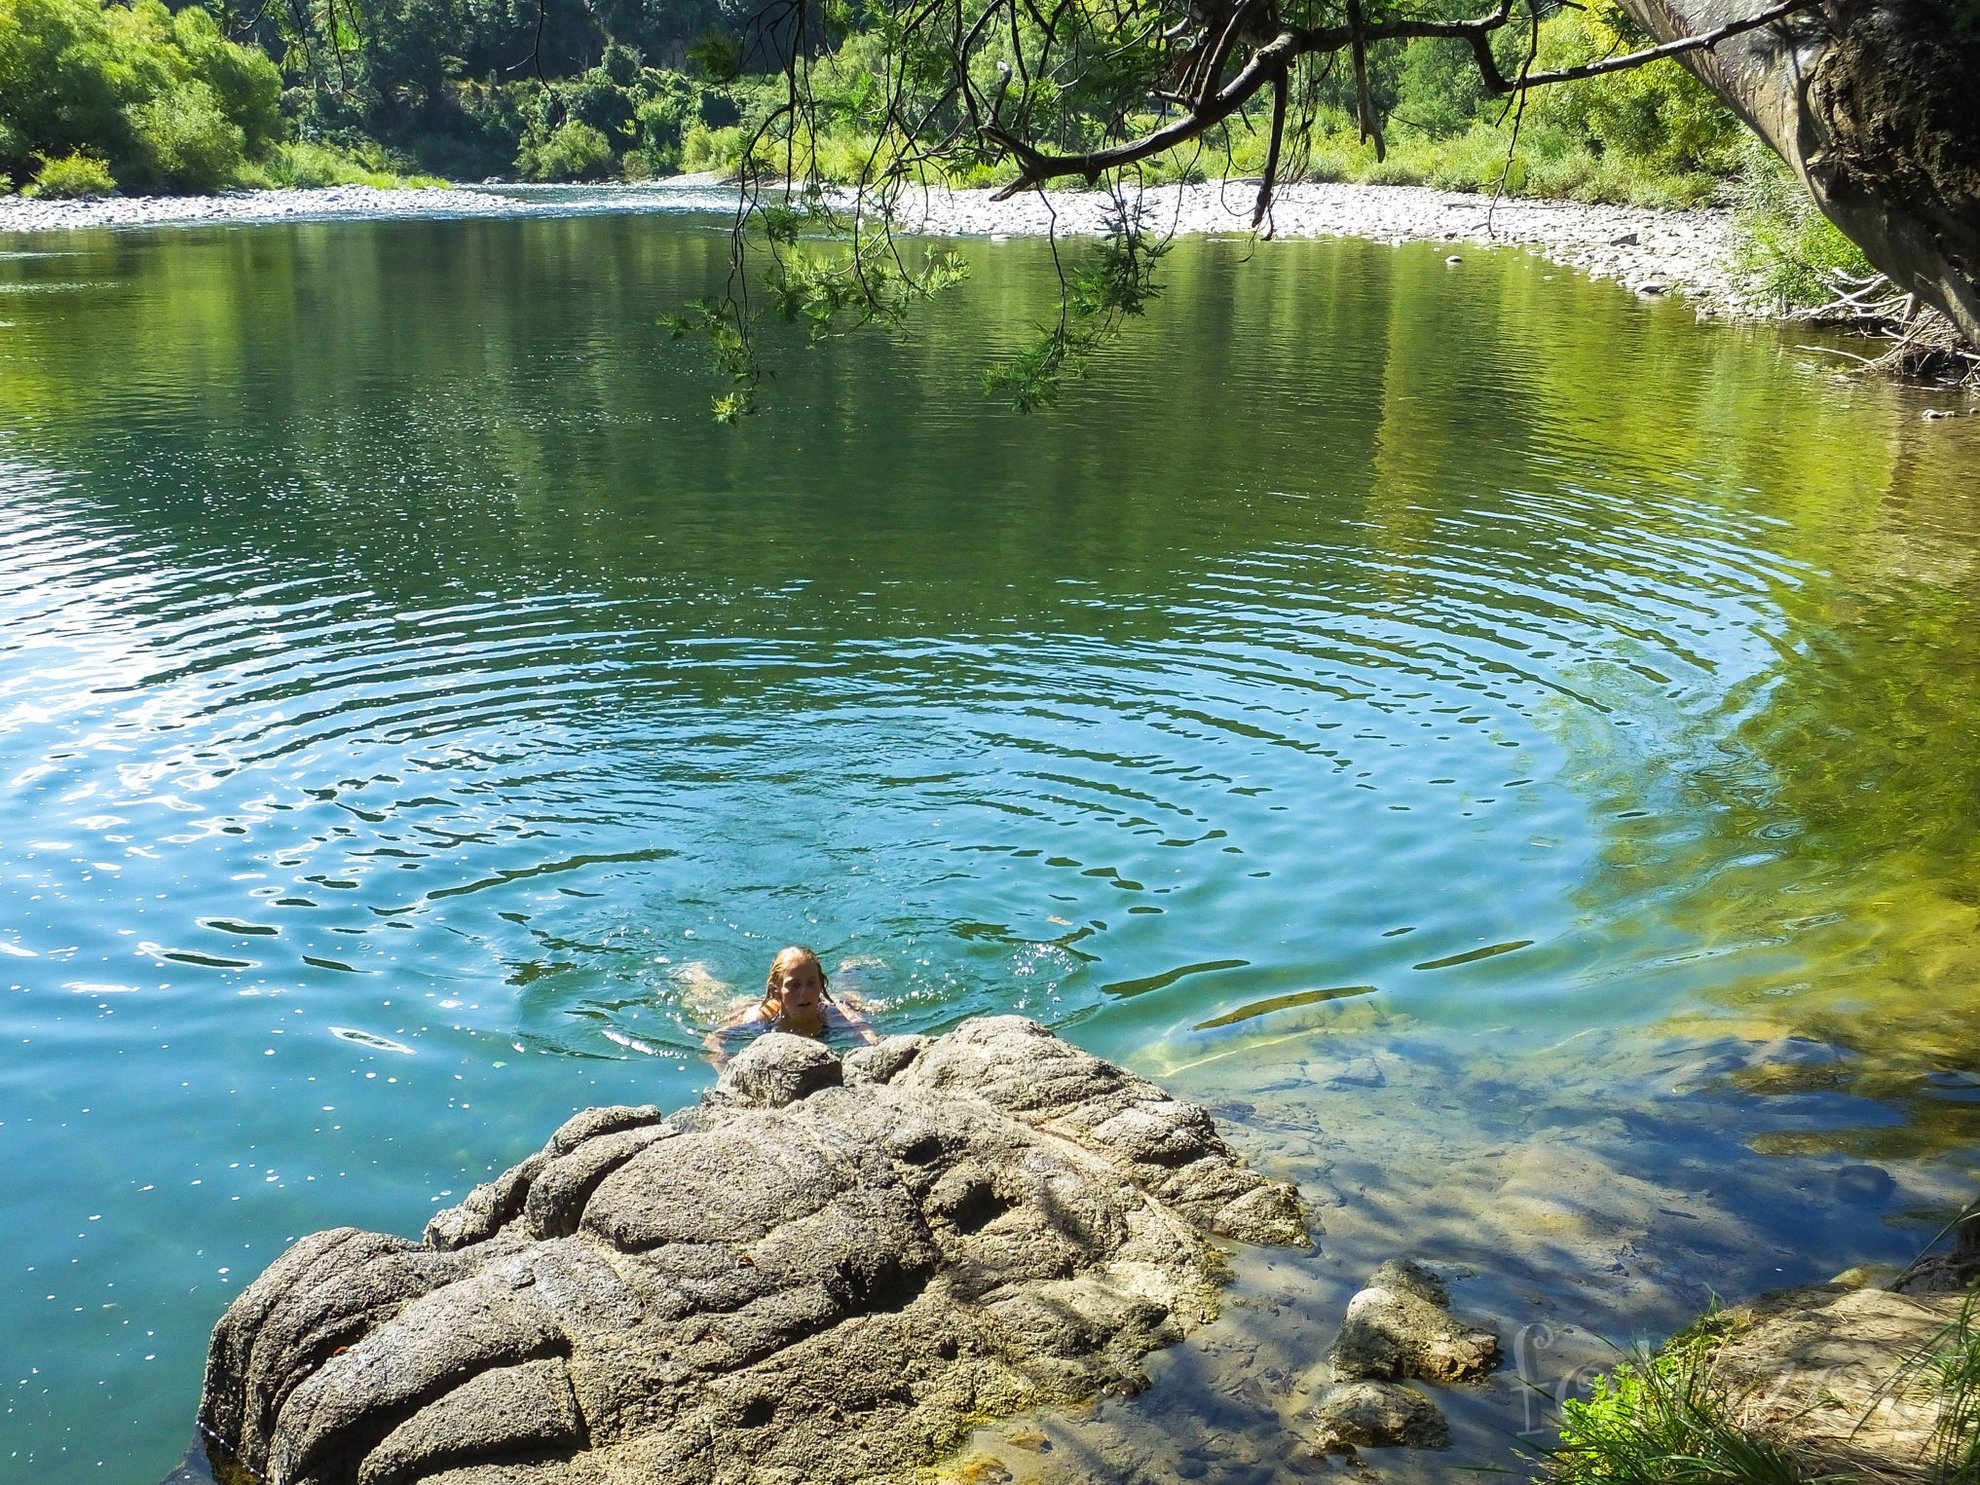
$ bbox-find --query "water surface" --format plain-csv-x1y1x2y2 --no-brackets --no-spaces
3,204,1979,1481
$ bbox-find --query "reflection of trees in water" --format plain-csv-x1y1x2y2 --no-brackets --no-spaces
1564,387,1980,1159
10,219,1905,625
14,217,1980,1160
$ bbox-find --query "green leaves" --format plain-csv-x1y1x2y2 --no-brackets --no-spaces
984,200,1169,412
685,27,743,85
1548,1349,1814,1484
25,146,116,197
130,79,246,193
982,326,1093,414
668,195,968,421
665,298,762,417
0,0,284,191
515,120,614,181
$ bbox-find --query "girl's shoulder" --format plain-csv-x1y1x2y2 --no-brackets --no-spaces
719,998,774,1032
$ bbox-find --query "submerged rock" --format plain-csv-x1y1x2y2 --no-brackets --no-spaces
1310,1379,1451,1450
1328,1258,1500,1384
197,1017,1307,1485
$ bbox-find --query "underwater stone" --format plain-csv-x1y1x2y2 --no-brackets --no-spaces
1328,1257,1500,1384
1311,1379,1451,1449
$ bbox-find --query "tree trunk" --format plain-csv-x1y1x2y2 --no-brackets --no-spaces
1618,0,1980,346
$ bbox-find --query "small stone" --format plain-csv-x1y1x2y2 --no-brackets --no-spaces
1832,1164,1896,1205
1320,1057,1385,1090
947,1454,1013,1483
1827,1263,1904,1289
1311,1380,1450,1449
1329,1258,1499,1383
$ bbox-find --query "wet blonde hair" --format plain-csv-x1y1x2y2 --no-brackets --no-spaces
763,945,829,1013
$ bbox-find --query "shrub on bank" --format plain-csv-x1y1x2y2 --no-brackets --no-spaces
228,139,444,190
1733,141,1878,315
130,80,245,194
25,147,116,197
517,121,615,182
1542,1332,1809,1484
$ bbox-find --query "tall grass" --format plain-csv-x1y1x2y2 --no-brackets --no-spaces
232,141,448,191
1541,1340,1835,1485
1919,1290,1980,1482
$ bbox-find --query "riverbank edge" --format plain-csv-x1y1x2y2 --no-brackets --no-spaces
0,177,1766,319
1547,1255,1980,1484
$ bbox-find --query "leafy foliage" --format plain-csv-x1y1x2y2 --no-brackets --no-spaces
665,193,967,419
26,145,116,196
1543,1331,1840,1485
1732,140,1879,314
985,200,1169,411
1523,6,1744,179
0,0,281,191
131,81,247,192
518,120,615,181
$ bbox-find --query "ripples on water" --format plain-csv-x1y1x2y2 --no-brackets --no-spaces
3,210,1980,1481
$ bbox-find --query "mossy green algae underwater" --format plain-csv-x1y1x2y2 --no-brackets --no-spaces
1,210,1978,1481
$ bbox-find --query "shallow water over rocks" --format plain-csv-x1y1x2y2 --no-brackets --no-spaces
2,207,1979,1483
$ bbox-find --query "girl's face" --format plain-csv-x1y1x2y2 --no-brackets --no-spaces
773,958,825,1016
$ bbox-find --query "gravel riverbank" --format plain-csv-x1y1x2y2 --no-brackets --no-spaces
0,177,1759,316
896,180,1758,316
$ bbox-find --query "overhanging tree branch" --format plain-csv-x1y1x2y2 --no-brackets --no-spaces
977,0,1818,200
1479,0,1818,92
679,0,1941,418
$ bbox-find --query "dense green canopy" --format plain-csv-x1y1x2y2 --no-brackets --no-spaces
0,0,281,190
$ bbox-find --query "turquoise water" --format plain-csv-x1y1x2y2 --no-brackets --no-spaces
3,204,1980,1481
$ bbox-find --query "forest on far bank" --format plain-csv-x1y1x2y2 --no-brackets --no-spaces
2,0,1877,322
0,0,1794,205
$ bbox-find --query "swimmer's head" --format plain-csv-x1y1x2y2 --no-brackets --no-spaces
764,945,828,1018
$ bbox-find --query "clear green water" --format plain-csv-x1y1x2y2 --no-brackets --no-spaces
3,205,1980,1481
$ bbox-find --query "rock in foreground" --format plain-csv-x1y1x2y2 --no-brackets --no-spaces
1328,1258,1500,1385
1712,1283,1972,1480
198,1017,1307,1485
1310,1380,1451,1451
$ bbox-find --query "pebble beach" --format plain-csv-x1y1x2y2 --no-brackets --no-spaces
0,176,1760,316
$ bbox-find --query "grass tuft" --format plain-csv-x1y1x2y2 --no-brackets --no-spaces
1539,1331,1846,1485
1917,1289,1980,1482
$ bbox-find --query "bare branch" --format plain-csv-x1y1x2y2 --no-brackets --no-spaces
1252,64,1287,230
984,28,1301,198
1497,0,1818,92
1346,0,1384,163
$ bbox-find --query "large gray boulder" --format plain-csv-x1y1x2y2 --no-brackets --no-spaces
197,1017,1307,1485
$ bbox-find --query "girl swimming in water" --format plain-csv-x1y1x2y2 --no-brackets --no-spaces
705,945,877,1067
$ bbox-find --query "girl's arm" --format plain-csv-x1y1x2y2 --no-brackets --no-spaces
828,998,880,1046
706,1001,769,1069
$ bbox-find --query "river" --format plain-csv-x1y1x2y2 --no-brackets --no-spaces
2,200,1978,1482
